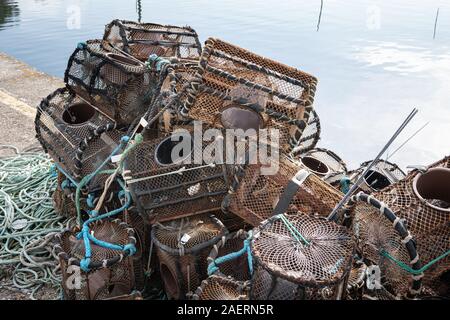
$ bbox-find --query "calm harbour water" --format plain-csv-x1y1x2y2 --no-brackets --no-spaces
0,0,449,170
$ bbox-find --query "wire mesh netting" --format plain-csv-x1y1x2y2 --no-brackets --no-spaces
373,156,450,297
64,39,158,125
349,159,406,193
179,38,318,153
151,214,227,299
35,88,123,189
104,19,202,62
54,219,137,300
296,147,348,188
226,156,344,226
207,230,251,281
123,127,232,224
191,275,250,300
250,214,354,300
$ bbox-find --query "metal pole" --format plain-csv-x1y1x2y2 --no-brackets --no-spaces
327,108,418,221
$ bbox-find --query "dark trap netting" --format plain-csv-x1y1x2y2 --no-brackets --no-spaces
349,159,406,193
65,39,159,125
123,128,232,224
372,156,450,297
347,192,423,298
35,87,122,188
296,147,348,188
190,275,250,300
103,19,202,62
250,214,354,300
54,219,137,300
151,214,227,299
226,156,344,226
207,229,251,281
178,38,318,152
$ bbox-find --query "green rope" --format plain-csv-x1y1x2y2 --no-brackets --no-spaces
279,214,310,245
381,249,450,275
0,150,72,299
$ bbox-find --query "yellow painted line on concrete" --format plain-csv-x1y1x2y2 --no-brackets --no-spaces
0,88,36,118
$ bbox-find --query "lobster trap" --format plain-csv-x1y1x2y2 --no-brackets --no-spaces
349,159,406,193
207,230,251,282
103,19,202,62
151,214,227,299
250,214,354,300
296,147,348,188
372,156,450,297
190,275,249,300
123,127,232,224
290,110,321,155
178,38,318,153
64,40,158,125
346,192,423,298
54,219,137,300
224,156,344,226
35,88,122,189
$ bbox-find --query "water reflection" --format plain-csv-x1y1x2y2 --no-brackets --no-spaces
0,0,20,30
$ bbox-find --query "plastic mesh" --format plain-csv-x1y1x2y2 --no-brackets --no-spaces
250,214,354,300
104,20,202,62
191,275,249,300
227,156,344,226
346,262,367,300
123,128,231,224
350,159,406,193
207,230,251,281
180,38,318,152
373,156,450,295
65,39,158,125
56,219,136,300
35,88,122,188
297,148,348,187
151,214,227,299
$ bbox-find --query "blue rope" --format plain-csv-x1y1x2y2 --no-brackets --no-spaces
207,231,253,276
146,54,171,71
87,193,96,208
340,177,351,194
77,181,135,272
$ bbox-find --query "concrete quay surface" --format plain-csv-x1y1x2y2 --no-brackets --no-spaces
0,52,63,156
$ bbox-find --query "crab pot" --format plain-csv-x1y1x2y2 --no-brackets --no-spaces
64,40,157,125
54,219,137,300
123,208,150,292
123,128,232,224
296,147,348,188
225,156,344,226
35,88,122,190
349,159,406,193
250,214,354,300
207,230,251,281
347,192,424,298
103,19,202,62
290,110,321,155
190,275,249,300
371,156,450,297
212,210,249,233
178,38,318,153
52,171,77,218
151,214,227,299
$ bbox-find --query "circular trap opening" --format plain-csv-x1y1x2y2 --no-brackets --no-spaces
62,103,95,125
107,53,141,66
160,263,180,299
220,105,263,132
155,132,193,166
413,167,450,212
301,156,329,175
363,170,391,191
